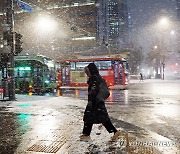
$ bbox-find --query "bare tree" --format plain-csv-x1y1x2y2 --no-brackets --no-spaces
127,45,144,74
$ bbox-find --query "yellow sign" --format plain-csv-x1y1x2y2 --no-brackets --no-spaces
70,71,87,83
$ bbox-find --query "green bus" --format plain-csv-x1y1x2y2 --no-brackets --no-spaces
14,55,57,93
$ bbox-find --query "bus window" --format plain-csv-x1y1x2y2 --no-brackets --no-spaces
44,69,56,82
34,67,43,76
14,68,18,77
76,62,92,70
17,68,31,78
70,62,76,70
123,61,129,74
94,61,112,70
55,62,61,71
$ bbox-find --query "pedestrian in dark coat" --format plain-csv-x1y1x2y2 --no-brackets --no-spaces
140,73,143,81
80,63,122,141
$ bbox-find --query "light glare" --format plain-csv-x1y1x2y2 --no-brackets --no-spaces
159,17,169,28
36,16,57,33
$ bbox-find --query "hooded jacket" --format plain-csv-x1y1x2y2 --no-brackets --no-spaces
83,63,110,124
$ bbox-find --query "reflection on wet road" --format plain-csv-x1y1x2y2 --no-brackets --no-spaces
58,81,180,106
59,89,130,104
0,111,30,153
57,82,180,146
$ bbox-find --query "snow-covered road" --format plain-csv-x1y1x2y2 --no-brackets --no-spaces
0,90,179,154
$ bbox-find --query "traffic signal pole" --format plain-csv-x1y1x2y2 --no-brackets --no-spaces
7,0,15,100
2,0,16,100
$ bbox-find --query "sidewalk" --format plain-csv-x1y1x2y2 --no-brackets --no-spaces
1,95,178,154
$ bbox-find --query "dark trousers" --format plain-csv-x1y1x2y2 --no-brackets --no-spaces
83,120,117,136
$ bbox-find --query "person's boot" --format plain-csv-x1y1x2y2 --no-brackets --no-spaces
79,134,92,142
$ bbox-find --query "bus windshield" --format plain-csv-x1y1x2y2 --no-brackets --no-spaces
73,62,92,70
94,61,112,70
71,61,112,70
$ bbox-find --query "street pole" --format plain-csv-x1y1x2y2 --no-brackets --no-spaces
3,0,15,100
162,62,165,80
8,0,15,100
105,43,111,57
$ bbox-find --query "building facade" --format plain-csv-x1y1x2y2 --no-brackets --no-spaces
97,0,129,52
177,0,180,20
0,0,129,58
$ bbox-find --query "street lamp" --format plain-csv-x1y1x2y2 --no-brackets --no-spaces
154,45,158,49
170,30,175,35
35,15,57,34
157,17,171,80
159,17,170,29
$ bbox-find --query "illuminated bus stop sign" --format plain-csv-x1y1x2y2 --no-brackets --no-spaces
17,0,34,13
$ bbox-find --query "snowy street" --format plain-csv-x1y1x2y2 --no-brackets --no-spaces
0,79,180,154
1,0,180,153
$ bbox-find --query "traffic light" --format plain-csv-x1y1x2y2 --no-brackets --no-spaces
15,32,23,55
3,31,13,47
0,53,9,67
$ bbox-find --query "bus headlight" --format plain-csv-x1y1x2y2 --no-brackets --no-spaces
45,80,50,84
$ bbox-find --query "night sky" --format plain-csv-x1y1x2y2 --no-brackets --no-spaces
127,0,177,29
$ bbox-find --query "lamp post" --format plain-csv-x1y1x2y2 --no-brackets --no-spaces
153,45,161,79
157,17,170,80
162,62,165,80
